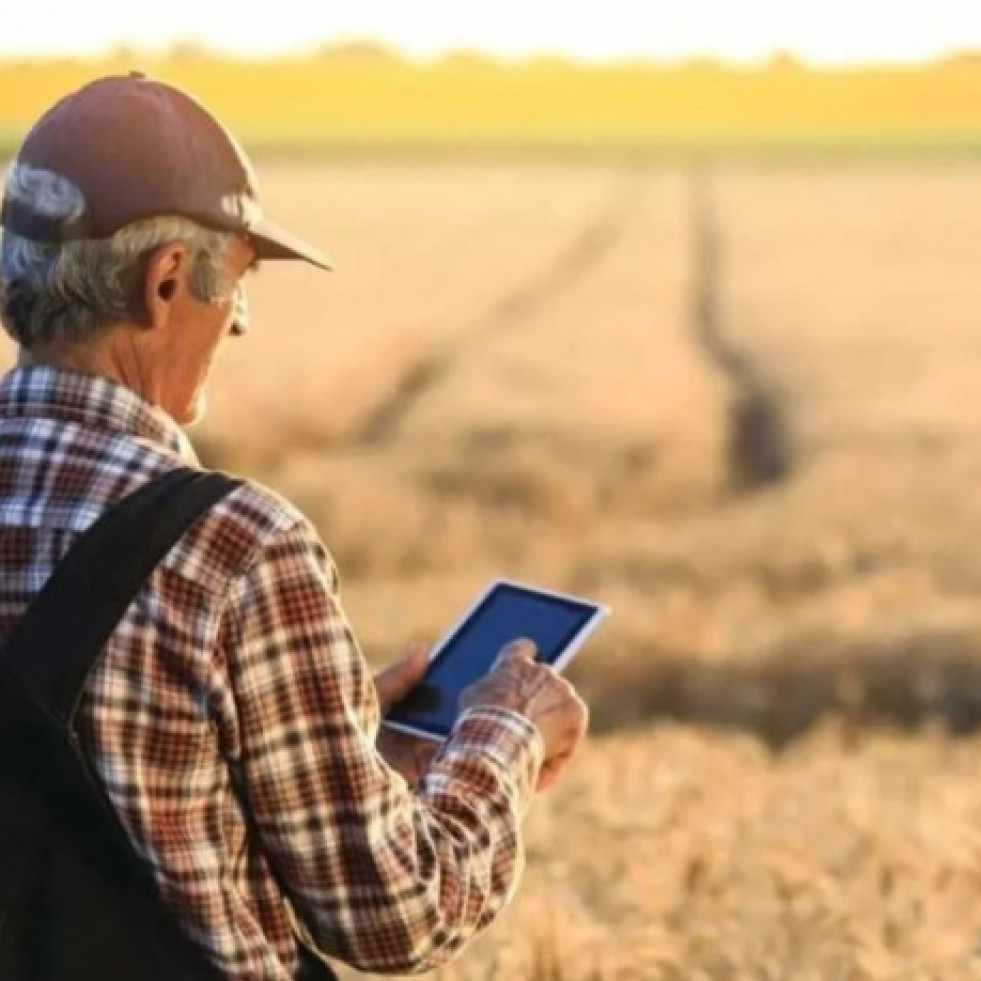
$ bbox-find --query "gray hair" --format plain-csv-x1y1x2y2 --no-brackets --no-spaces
0,161,237,349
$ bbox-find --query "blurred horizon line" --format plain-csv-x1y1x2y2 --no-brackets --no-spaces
2,39,981,73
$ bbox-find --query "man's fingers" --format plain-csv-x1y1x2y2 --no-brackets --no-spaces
536,754,568,792
493,637,537,668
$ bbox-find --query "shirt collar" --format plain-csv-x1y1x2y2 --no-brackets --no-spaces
0,364,199,464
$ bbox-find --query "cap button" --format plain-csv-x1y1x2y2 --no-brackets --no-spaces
128,70,146,80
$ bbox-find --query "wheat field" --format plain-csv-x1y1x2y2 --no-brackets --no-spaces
4,54,981,152
4,156,981,977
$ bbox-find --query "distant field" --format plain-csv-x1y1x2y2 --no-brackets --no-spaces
5,52,981,157
3,156,981,976
7,134,981,161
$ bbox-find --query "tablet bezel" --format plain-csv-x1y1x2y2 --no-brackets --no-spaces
381,577,609,743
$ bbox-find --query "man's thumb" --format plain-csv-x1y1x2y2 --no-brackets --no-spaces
398,642,430,685
376,642,430,709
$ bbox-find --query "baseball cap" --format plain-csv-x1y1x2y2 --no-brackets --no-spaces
0,71,332,271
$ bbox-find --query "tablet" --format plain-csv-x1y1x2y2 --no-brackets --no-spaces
382,578,609,742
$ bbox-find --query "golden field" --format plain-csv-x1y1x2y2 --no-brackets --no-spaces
3,51,981,152
5,156,981,977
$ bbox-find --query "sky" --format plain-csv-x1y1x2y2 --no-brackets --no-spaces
2,0,980,66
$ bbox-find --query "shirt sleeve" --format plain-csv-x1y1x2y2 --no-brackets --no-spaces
219,516,544,974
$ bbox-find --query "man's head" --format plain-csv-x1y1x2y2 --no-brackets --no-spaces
0,73,330,426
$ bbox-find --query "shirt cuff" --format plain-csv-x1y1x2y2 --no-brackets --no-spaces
442,706,544,814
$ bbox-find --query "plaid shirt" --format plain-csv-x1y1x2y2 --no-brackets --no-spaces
0,364,543,978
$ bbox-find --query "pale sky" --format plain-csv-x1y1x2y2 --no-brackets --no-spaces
2,0,980,65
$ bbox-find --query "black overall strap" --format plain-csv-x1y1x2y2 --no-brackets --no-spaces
0,466,240,726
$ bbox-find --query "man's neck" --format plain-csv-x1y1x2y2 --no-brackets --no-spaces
17,324,157,406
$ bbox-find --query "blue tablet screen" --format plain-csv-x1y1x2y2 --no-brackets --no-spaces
385,583,600,738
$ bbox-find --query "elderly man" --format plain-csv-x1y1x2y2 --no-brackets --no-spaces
0,74,588,979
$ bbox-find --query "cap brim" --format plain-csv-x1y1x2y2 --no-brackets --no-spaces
249,216,333,271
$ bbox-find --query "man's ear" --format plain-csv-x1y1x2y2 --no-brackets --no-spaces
144,242,189,330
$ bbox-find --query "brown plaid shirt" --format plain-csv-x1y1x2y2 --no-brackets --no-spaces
0,364,543,978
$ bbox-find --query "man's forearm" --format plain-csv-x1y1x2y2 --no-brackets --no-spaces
303,706,543,974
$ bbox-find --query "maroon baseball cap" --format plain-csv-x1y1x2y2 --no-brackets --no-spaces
0,71,333,271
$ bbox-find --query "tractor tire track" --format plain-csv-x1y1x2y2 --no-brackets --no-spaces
354,167,646,446
691,163,794,489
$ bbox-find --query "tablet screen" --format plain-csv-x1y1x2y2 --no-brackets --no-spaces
385,581,603,739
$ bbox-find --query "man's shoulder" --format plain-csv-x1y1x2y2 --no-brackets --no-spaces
161,471,321,596
212,473,309,541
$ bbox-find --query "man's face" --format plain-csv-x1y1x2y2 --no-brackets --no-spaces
154,234,257,427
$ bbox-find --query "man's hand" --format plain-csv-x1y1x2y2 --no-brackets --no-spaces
374,643,438,786
459,639,589,792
